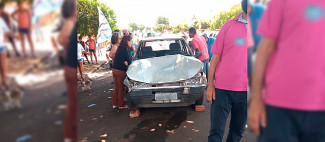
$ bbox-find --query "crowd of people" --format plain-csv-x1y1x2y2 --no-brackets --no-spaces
79,0,325,141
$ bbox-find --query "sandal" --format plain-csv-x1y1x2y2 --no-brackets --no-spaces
119,106,128,109
129,110,140,118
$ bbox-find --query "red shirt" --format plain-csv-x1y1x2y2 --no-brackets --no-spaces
89,40,96,49
192,34,209,61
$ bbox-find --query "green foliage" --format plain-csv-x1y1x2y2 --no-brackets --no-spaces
209,3,242,30
77,0,118,36
138,24,145,31
191,20,209,30
128,22,145,32
155,16,169,25
200,20,210,29
153,24,165,32
129,22,138,32
145,26,151,31
153,16,170,32
172,24,189,34
191,20,199,29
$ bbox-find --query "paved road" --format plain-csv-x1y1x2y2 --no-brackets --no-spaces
0,75,66,142
78,70,249,142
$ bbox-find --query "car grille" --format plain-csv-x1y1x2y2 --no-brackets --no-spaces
154,82,182,87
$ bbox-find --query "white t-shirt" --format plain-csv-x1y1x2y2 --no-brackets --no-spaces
77,43,85,60
0,18,10,46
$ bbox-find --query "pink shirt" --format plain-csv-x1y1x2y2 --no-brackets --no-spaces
192,34,209,61
211,13,247,91
258,0,325,111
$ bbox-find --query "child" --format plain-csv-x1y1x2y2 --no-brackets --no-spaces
12,1,35,57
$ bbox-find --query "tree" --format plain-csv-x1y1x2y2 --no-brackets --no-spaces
155,16,169,25
77,0,118,36
153,24,165,32
200,20,210,29
138,24,145,31
153,16,170,32
145,26,151,31
209,3,241,30
129,22,138,32
172,24,189,34
192,20,199,29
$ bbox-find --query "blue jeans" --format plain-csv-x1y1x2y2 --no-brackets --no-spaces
208,88,247,142
202,59,209,76
258,105,325,142
247,47,253,77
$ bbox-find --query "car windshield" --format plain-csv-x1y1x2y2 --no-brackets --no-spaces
137,39,192,59
147,40,175,51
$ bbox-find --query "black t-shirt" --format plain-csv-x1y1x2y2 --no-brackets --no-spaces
65,25,77,68
113,45,131,71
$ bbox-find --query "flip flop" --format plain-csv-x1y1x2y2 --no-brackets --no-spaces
119,106,128,109
129,110,140,118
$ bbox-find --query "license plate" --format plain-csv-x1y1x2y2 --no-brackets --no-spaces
155,92,178,101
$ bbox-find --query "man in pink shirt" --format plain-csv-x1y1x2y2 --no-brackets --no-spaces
248,0,325,141
188,27,209,76
207,0,247,141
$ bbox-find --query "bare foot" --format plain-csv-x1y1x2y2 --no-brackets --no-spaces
129,110,140,118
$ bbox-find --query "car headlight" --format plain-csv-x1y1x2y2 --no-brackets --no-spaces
183,73,207,86
133,81,150,88
184,77,202,85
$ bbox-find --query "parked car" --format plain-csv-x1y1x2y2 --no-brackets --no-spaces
124,37,207,109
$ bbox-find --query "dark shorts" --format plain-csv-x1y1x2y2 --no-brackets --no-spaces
18,28,30,34
89,49,96,52
258,105,325,142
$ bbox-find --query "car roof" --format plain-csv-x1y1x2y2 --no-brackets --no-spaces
140,36,185,42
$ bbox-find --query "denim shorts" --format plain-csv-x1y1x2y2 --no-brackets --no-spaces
77,58,84,62
0,46,7,53
89,49,95,52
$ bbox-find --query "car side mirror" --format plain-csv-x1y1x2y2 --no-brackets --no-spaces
194,51,202,58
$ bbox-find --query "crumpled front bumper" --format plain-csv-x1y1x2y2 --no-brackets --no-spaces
125,84,206,109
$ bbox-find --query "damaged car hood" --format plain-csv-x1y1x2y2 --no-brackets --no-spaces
126,54,203,84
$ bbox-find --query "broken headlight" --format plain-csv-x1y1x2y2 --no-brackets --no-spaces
183,77,206,85
183,72,207,86
133,81,150,88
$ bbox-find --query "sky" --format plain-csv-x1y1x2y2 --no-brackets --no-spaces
98,0,242,29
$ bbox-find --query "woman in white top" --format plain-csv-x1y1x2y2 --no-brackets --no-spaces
78,36,86,80
0,17,10,90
